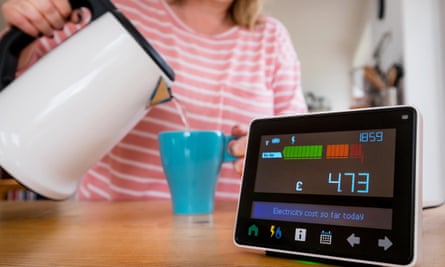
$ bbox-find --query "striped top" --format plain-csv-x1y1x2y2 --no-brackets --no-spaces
25,0,307,200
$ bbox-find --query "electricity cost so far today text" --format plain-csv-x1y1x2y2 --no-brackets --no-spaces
295,172,370,194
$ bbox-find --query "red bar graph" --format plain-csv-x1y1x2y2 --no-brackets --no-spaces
350,144,364,162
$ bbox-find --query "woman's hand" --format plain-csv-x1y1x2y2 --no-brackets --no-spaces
230,125,248,175
1,0,74,37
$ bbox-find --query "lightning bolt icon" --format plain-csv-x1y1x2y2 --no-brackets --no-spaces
270,225,275,237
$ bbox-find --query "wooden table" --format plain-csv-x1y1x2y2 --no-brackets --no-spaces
0,200,443,267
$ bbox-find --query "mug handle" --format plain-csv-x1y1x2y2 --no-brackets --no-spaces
0,0,114,90
223,135,238,162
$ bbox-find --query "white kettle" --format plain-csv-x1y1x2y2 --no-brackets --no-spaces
0,0,174,200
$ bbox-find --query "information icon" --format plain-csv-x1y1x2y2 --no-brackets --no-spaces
295,228,307,242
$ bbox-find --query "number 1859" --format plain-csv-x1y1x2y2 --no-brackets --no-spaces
360,131,383,143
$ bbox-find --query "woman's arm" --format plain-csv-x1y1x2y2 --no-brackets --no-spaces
270,19,308,115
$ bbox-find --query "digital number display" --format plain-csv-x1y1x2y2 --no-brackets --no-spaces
328,172,369,194
255,129,396,197
360,131,384,143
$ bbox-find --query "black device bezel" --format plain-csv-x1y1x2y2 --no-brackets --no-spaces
234,106,420,266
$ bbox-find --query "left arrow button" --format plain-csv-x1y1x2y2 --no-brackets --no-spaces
347,233,361,247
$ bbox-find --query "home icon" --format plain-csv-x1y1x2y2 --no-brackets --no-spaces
248,224,259,237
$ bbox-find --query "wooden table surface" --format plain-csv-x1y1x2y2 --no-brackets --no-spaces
0,200,443,267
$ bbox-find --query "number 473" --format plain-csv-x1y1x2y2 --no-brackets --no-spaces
328,172,369,193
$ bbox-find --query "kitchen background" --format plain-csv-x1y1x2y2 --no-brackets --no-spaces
0,0,444,205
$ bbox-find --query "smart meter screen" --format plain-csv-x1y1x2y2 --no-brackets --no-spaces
234,106,419,266
253,129,395,230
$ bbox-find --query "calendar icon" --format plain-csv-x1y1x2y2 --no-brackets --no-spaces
320,231,332,245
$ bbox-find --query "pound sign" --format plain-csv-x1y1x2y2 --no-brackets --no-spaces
296,181,303,192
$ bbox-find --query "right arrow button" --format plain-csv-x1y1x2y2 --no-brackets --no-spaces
378,236,393,251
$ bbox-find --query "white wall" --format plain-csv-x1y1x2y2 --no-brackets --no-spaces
373,0,404,71
353,0,404,69
402,0,445,206
263,0,369,111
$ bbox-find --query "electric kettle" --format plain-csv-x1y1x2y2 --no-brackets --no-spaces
0,0,175,200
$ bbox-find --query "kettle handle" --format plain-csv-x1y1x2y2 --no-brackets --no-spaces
0,0,114,90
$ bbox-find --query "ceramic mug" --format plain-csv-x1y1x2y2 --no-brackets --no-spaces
158,130,236,215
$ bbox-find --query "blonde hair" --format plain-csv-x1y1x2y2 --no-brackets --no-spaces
166,0,263,30
229,0,263,29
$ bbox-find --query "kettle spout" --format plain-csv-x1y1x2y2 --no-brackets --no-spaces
148,76,173,107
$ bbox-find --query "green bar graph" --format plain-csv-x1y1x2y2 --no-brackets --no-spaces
283,145,323,160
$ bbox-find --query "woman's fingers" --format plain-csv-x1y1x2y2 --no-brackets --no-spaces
31,0,71,30
230,125,249,175
2,0,72,37
233,158,245,175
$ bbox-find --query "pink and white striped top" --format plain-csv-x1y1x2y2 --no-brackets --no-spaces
26,0,307,200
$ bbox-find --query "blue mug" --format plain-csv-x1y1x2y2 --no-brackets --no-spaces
158,130,236,215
